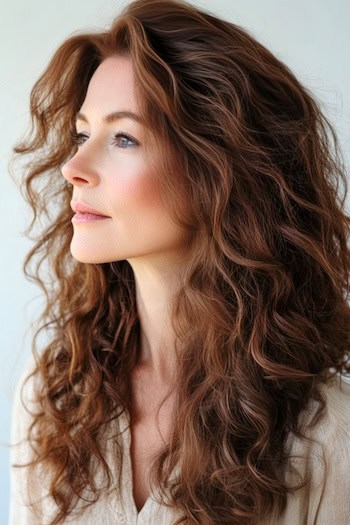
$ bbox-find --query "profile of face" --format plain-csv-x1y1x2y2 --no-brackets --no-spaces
61,56,190,267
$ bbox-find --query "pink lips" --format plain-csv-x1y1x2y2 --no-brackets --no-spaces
70,201,112,223
71,201,110,217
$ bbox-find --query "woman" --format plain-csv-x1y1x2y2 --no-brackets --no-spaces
8,0,350,523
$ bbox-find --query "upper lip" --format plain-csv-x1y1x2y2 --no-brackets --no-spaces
70,201,111,217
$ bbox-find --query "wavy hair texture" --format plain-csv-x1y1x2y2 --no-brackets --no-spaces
8,0,350,523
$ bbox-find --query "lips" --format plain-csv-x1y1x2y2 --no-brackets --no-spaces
70,201,111,218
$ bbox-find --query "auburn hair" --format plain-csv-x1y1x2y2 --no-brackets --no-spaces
9,0,350,523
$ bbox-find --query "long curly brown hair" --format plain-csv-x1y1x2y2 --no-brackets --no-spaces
9,0,350,523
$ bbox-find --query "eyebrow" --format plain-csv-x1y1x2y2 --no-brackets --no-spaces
75,110,145,125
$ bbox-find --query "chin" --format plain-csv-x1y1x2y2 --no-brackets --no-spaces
70,244,107,264
71,254,104,264
70,245,127,265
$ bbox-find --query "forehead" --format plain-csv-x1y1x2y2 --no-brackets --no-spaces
78,56,138,118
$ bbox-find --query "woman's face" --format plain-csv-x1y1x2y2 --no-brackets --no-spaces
61,55,190,266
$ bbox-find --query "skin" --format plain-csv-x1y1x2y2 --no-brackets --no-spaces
61,55,192,386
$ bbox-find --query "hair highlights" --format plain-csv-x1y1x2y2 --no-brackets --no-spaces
9,0,350,523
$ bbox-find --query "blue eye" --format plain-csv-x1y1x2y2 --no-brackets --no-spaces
116,134,137,148
71,132,86,146
70,131,138,149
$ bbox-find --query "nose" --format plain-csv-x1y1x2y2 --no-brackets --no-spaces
61,153,100,187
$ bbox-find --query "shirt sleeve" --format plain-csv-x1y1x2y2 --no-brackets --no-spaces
268,379,350,525
310,423,350,524
8,359,44,525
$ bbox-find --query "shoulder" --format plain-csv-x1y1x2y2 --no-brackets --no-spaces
317,374,350,431
287,374,350,465
279,375,350,525
308,375,350,482
11,356,42,437
9,356,48,524
304,374,350,444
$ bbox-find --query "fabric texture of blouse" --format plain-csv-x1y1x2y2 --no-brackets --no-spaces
8,356,350,525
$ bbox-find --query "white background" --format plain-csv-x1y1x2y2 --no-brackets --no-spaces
1,0,349,521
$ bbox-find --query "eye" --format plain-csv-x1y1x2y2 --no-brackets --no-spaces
70,132,86,146
70,131,138,149
114,133,138,149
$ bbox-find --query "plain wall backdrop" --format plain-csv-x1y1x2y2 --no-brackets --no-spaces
1,0,349,522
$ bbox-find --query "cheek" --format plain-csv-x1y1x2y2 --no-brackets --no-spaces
109,173,164,210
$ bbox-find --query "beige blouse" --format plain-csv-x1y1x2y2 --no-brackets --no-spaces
9,357,350,524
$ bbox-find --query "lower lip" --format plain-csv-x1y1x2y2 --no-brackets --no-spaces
72,212,112,223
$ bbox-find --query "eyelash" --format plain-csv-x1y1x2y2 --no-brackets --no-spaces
70,131,138,149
